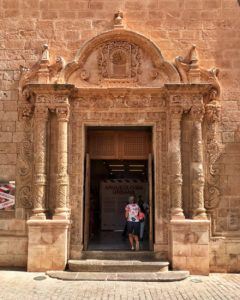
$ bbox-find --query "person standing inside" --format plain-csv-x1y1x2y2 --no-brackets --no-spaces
125,195,140,251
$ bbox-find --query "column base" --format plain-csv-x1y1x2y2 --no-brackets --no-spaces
171,208,185,220
193,208,208,220
31,210,46,220
30,215,46,220
53,214,69,220
53,207,70,220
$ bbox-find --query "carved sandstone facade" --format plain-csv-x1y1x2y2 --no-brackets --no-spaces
0,7,239,274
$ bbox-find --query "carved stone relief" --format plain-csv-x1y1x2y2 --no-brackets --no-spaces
16,104,34,209
98,41,141,83
73,93,166,110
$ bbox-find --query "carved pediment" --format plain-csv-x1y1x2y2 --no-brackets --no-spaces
19,12,220,98
63,29,180,88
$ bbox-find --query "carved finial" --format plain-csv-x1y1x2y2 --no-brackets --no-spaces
189,44,199,69
41,44,50,62
188,45,200,82
175,44,200,83
114,10,124,28
37,44,50,83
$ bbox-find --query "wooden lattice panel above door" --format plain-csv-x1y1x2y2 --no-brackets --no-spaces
87,129,151,159
88,131,117,159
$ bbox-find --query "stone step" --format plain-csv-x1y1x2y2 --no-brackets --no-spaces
79,250,161,261
68,259,169,272
46,270,189,282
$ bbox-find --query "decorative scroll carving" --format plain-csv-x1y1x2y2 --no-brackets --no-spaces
175,45,200,83
35,94,69,110
49,56,65,83
175,45,221,94
73,93,166,110
204,96,222,212
97,41,141,84
16,104,34,209
74,111,166,123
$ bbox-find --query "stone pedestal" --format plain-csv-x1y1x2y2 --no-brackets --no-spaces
27,219,70,272
169,220,210,275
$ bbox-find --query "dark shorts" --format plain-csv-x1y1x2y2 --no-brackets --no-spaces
127,221,140,236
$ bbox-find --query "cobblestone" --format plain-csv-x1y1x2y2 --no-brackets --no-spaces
0,271,240,300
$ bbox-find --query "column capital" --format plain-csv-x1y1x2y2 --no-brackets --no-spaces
205,100,221,123
170,105,183,119
20,104,34,120
34,105,49,120
190,103,205,122
56,105,70,122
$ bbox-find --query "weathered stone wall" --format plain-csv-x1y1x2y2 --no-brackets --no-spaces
0,0,240,271
0,219,27,267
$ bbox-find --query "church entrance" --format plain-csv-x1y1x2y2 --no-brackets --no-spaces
83,127,153,251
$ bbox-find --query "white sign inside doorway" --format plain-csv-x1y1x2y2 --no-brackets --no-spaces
100,179,148,230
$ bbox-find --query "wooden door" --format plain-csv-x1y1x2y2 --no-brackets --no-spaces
148,153,153,250
83,153,90,250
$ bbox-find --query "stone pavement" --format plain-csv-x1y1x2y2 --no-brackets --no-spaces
0,271,240,300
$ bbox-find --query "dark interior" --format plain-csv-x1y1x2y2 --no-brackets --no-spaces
88,159,150,250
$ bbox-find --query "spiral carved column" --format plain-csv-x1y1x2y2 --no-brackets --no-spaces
32,105,49,219
190,104,207,219
54,105,70,219
170,106,185,219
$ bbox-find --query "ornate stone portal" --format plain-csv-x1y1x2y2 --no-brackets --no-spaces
18,13,221,274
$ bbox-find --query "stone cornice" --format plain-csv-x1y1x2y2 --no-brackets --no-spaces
164,83,212,95
25,83,75,95
25,83,213,97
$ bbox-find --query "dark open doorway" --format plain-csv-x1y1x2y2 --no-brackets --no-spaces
87,159,150,250
83,126,154,251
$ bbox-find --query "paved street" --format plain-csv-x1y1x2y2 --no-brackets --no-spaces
0,271,240,300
